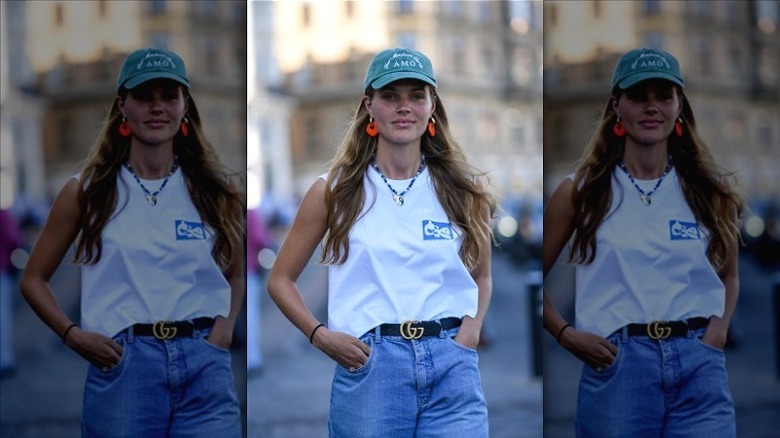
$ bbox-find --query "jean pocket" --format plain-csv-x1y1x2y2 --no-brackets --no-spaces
340,337,375,374
589,338,621,375
446,333,479,355
695,336,726,354
96,336,128,375
200,336,231,354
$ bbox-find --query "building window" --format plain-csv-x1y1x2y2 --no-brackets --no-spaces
306,115,319,157
643,33,664,50
200,37,220,76
54,3,64,27
302,3,311,26
549,4,557,27
450,37,466,77
345,0,354,18
150,32,170,50
398,0,414,15
695,38,713,76
593,0,601,18
478,1,491,23
149,0,166,15
398,33,417,51
195,0,217,17
642,0,662,15
98,0,107,18
442,0,464,17
690,0,711,18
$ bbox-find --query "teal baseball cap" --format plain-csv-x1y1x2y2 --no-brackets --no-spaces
116,48,190,92
611,48,684,90
364,48,437,91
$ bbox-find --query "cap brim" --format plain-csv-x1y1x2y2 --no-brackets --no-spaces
617,72,684,90
368,71,437,90
122,72,190,91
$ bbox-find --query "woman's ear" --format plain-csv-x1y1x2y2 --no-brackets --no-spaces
610,95,619,114
116,95,125,114
363,95,372,116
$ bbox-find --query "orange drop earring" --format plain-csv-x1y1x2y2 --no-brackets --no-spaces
612,116,626,137
674,117,683,137
118,117,132,137
180,117,189,137
366,117,378,137
427,117,436,137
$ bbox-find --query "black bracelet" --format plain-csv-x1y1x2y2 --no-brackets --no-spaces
309,323,325,344
556,323,572,344
62,323,78,344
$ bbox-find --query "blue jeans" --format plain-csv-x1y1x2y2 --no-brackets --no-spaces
82,326,241,437
329,325,488,438
576,326,736,438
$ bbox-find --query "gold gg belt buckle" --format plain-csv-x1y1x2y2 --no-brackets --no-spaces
647,320,672,340
152,321,177,340
399,320,424,340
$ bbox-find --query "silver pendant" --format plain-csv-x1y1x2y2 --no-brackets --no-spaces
146,194,158,206
393,195,404,206
640,194,651,206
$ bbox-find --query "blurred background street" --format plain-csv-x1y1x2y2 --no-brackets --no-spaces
2,1,779,437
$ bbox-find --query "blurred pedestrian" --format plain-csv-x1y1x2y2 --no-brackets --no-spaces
543,48,744,437
247,207,272,375
1,208,25,377
268,47,498,437
20,47,244,436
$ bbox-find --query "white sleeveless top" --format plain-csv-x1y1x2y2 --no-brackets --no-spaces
80,167,231,337
326,167,479,337
574,168,725,337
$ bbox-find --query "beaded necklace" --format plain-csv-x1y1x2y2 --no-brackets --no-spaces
618,156,673,206
370,155,426,206
124,157,179,206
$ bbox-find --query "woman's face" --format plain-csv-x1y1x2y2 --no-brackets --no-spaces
118,79,188,146
612,80,682,147
364,79,436,147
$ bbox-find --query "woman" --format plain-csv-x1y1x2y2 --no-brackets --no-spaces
543,48,743,437
21,48,244,436
268,47,497,437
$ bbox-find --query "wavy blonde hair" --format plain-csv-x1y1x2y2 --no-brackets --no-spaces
569,87,743,271
75,87,245,270
321,86,498,271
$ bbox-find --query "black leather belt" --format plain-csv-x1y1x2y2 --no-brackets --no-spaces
626,317,709,339
378,317,462,340
122,317,215,340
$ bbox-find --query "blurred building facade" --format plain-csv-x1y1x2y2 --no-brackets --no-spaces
248,0,295,215
259,0,543,202
543,0,780,200
1,0,247,212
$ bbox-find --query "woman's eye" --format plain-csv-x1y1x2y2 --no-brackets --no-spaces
625,91,646,101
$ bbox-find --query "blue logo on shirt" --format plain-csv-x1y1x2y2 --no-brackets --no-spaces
423,220,453,240
175,220,207,240
669,220,701,240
